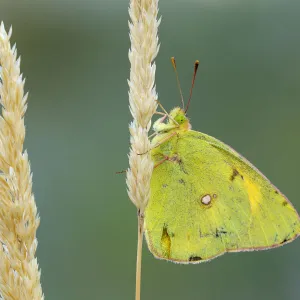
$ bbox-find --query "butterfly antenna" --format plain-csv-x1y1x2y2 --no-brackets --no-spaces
185,60,200,113
171,57,185,109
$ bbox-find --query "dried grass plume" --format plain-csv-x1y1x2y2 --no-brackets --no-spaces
126,0,160,212
0,22,43,299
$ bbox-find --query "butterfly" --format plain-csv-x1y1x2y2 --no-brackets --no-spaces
143,58,300,263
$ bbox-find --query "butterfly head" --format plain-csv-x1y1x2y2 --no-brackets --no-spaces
153,107,191,134
170,107,190,129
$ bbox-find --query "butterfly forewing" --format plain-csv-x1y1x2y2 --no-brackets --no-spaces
144,130,300,263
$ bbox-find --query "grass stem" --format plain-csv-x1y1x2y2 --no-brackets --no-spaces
135,211,144,300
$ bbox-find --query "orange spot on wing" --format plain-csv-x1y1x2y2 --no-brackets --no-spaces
161,226,171,258
244,178,261,211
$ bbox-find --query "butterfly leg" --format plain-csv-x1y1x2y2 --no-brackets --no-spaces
148,131,158,139
155,100,179,126
154,156,170,168
138,132,177,155
151,132,177,150
154,111,166,117
116,169,127,174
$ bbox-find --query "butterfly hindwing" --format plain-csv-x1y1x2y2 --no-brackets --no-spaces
144,130,300,263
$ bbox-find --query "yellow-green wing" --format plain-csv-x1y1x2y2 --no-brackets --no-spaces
144,130,300,263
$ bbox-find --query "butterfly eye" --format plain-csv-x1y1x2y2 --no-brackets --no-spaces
175,115,185,124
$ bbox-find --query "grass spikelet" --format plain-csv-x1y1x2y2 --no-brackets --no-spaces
127,0,160,211
126,1,161,299
0,22,43,300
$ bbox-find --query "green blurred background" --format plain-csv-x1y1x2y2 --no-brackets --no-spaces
1,0,300,299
